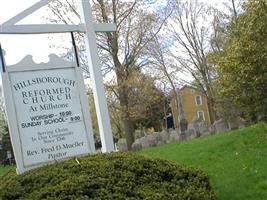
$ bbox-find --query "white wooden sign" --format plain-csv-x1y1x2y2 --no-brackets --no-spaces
0,54,95,174
0,0,115,155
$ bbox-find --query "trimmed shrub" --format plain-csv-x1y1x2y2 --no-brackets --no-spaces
0,152,216,200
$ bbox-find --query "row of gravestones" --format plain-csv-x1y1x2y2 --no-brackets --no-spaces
117,129,183,152
117,117,247,152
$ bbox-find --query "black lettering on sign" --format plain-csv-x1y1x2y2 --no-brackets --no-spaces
62,142,84,149
21,121,42,128
44,117,67,125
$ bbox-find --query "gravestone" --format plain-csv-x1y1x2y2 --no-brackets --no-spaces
228,118,239,130
153,132,163,145
187,123,195,131
213,119,229,133
178,133,187,141
160,130,170,143
131,139,142,151
147,135,157,147
179,118,188,133
185,129,196,140
168,130,180,142
209,124,216,134
140,136,150,148
191,120,201,137
168,133,176,142
118,138,128,151
238,117,246,128
198,122,210,135
139,134,158,149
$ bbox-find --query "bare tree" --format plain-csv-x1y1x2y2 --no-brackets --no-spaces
146,36,188,133
168,0,218,123
48,0,171,149
231,0,238,17
222,0,245,18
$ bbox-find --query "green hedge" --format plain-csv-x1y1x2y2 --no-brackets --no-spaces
0,152,216,200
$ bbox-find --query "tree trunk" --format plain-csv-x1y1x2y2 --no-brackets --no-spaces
176,89,188,134
172,87,188,134
202,75,218,124
116,63,135,150
207,97,217,124
118,88,135,150
122,110,135,150
231,0,237,18
206,87,218,124
163,98,168,130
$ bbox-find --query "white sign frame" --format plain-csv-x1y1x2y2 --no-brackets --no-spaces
1,54,96,174
0,0,115,153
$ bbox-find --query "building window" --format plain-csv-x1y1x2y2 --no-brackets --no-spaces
197,111,205,121
195,95,202,105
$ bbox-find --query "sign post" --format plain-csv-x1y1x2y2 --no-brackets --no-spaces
78,1,115,152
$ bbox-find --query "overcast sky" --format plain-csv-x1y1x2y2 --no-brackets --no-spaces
0,0,228,67
0,0,73,65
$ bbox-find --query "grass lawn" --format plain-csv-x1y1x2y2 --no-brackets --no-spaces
0,165,14,176
139,123,267,200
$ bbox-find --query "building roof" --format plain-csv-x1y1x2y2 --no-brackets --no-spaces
179,85,204,94
169,85,205,99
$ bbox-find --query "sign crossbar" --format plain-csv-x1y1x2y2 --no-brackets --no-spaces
0,24,116,34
